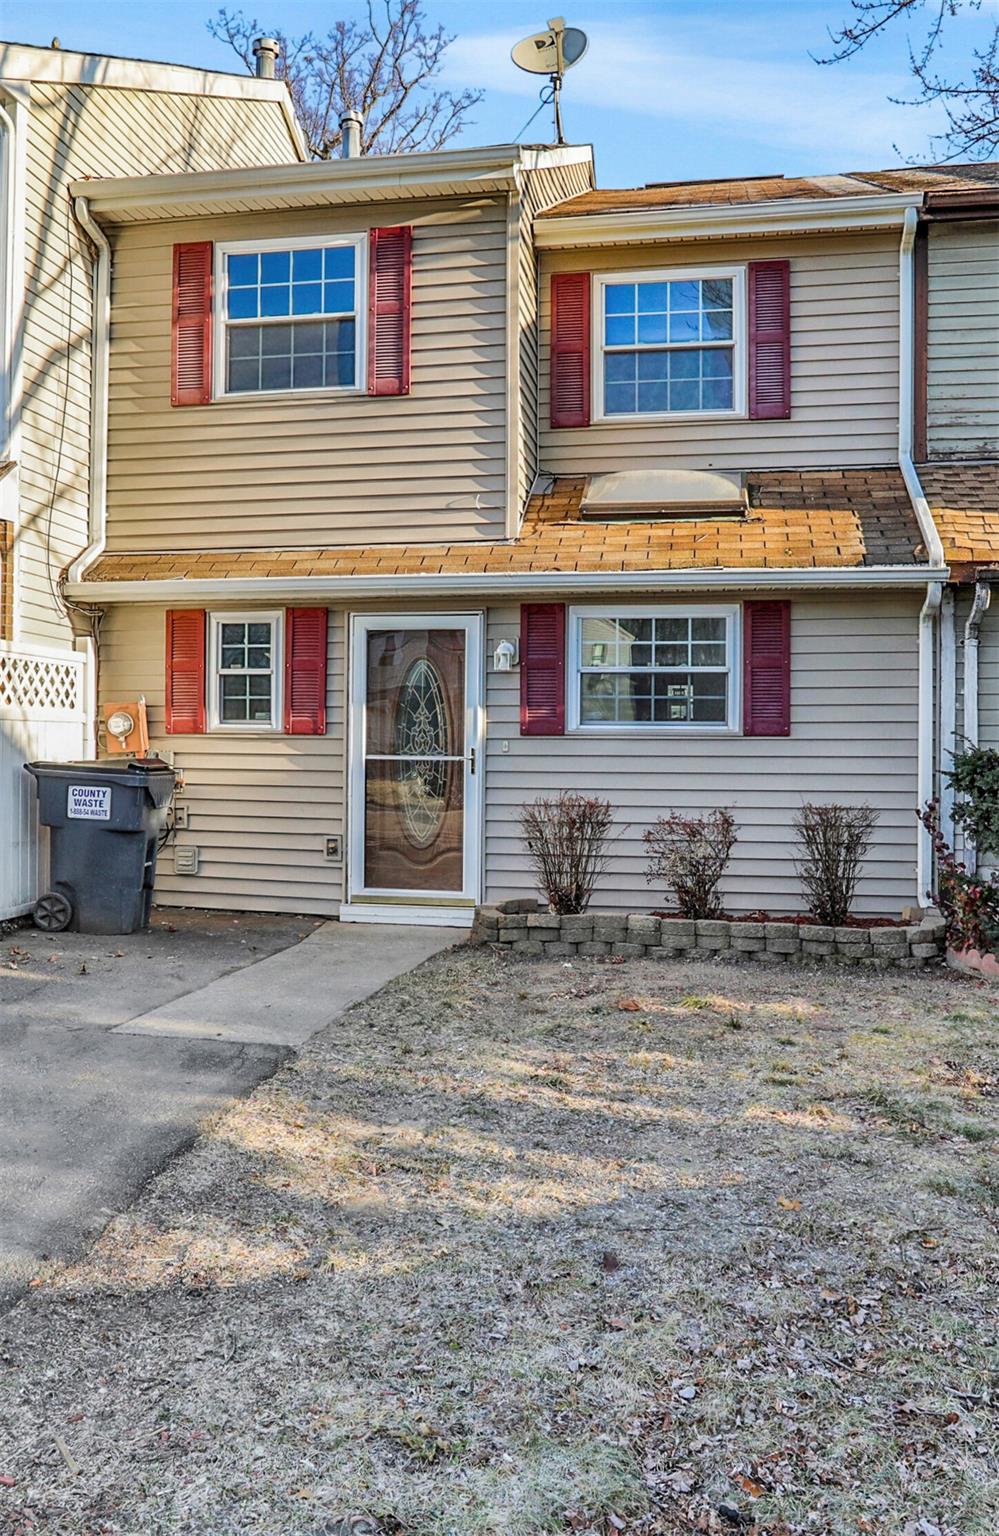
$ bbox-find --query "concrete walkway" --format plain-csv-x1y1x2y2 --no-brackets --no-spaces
0,912,459,1310
116,921,456,1046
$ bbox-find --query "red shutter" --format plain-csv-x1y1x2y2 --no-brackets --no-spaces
550,272,590,428
171,242,213,406
748,260,790,420
743,600,791,737
165,610,206,734
368,226,412,396
284,608,328,735
520,603,565,736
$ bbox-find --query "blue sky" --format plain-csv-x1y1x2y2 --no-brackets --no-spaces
1,0,994,182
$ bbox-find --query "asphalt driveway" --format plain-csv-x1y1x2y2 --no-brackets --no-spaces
0,910,458,1311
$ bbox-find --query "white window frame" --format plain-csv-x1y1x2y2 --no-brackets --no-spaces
212,232,367,401
207,609,284,733
592,264,746,424
568,603,741,735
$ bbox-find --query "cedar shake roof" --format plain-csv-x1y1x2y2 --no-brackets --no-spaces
543,161,999,217
80,468,926,584
919,462,999,578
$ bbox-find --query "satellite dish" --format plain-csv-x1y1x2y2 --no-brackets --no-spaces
511,16,588,144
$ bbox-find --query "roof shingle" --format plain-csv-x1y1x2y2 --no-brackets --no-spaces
79,468,926,585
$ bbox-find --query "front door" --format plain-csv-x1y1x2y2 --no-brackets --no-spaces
346,614,483,919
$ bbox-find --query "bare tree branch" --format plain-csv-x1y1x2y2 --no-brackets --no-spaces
208,0,482,158
815,0,999,158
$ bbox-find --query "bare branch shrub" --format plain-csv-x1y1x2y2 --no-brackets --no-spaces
793,802,878,926
643,809,737,920
519,793,613,915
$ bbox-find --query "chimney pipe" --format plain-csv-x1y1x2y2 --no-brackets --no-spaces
252,37,279,79
339,110,363,158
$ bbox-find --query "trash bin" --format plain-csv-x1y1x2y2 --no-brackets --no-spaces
24,759,176,934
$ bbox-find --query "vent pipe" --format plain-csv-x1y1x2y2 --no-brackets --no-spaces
252,37,279,79
339,110,363,158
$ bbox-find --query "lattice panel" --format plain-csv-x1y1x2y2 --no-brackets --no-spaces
0,651,83,716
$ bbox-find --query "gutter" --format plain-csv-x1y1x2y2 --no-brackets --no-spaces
64,564,946,606
534,190,925,248
898,204,949,903
65,196,110,585
962,579,993,872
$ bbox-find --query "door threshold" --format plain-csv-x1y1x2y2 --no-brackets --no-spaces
339,903,474,928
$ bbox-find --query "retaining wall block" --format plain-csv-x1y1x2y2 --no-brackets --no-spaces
577,940,611,957
612,942,647,958
870,927,909,957
592,914,628,943
544,941,577,958
695,920,730,950
802,939,835,958
627,915,661,944
512,939,545,957
658,919,696,945
766,924,801,954
497,899,541,915
499,926,528,946
560,915,594,942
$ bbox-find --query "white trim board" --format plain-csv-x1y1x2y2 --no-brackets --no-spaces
68,565,949,606
339,903,473,928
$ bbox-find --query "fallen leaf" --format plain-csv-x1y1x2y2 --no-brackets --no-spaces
617,997,643,1012
776,1197,801,1211
0,1475,16,1488
735,1474,765,1498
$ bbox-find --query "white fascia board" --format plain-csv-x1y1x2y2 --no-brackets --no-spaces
534,191,925,248
67,565,946,605
67,143,557,222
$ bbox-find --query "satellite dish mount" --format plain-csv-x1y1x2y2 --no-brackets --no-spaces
511,17,588,146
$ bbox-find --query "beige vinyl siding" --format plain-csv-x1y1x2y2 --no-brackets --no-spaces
104,197,511,552
515,160,595,518
926,220,999,460
13,77,299,649
485,593,920,915
101,590,919,921
540,232,900,473
99,603,347,916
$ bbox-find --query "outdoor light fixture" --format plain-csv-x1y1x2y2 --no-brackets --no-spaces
493,639,518,672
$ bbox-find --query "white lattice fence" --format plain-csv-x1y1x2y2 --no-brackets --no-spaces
0,644,87,918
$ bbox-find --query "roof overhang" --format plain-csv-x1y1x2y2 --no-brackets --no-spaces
534,191,925,248
0,39,307,162
68,143,594,225
923,187,999,221
66,564,946,606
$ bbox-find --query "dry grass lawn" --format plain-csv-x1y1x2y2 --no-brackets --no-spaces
1,948,997,1536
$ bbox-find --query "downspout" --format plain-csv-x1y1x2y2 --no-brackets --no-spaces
939,587,956,846
962,579,992,871
66,195,111,754
898,204,947,904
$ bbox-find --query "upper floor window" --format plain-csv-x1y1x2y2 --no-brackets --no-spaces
216,235,365,397
595,267,744,420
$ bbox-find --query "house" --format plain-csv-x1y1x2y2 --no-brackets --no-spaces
912,171,999,877
0,39,303,919
25,73,992,924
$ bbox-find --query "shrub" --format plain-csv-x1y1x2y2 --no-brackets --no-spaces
793,802,878,926
519,792,613,914
946,746,999,861
919,799,999,957
643,809,737,920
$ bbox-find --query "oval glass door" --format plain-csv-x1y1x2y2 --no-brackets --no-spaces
354,622,477,897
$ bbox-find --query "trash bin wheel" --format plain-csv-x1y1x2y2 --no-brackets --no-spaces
33,891,73,932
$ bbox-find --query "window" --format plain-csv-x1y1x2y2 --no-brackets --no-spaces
208,612,282,730
570,606,739,731
596,268,744,419
216,236,364,396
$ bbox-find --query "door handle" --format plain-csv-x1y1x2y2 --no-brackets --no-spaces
468,746,477,775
